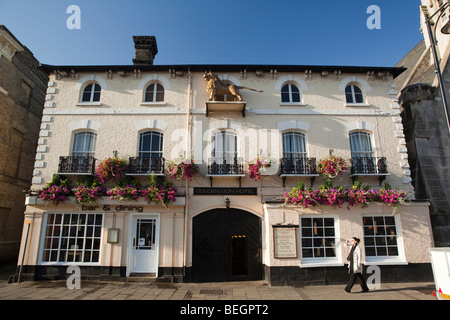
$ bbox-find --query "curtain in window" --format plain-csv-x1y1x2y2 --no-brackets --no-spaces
212,130,237,163
139,131,163,158
282,132,306,159
349,132,373,158
72,131,96,157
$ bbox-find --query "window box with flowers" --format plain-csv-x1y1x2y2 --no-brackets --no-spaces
168,158,198,181
248,156,272,181
72,180,107,205
37,175,72,206
96,157,128,183
284,181,407,212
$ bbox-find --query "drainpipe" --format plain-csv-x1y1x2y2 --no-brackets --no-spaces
18,217,32,283
183,69,193,278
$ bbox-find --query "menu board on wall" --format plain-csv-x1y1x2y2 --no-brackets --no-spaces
273,226,298,259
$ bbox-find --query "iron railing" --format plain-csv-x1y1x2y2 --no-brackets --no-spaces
350,157,388,175
208,157,244,175
128,156,164,175
58,156,96,175
280,156,317,175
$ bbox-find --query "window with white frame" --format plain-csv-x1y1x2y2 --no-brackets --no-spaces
144,83,164,102
301,217,337,259
282,131,307,159
72,131,97,158
41,213,103,263
362,216,399,257
281,83,301,103
211,130,238,163
345,84,364,104
81,83,101,102
349,131,374,159
139,131,163,158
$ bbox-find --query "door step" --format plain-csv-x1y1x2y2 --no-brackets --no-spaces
127,273,156,282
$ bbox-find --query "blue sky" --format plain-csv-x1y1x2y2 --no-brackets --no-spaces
0,0,422,67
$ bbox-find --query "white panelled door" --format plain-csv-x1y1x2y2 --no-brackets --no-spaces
129,215,159,275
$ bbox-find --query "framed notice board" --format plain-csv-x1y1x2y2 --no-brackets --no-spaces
273,225,298,259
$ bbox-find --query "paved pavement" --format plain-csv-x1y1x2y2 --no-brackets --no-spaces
0,265,438,301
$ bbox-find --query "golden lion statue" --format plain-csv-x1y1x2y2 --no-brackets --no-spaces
203,72,263,101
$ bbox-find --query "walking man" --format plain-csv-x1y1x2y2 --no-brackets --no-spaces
345,237,369,293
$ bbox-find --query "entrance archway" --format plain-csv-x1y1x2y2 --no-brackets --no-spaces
192,208,262,282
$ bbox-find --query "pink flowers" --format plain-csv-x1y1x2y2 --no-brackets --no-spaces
38,184,71,206
37,175,71,205
317,155,347,179
107,185,142,202
168,159,198,181
248,157,271,181
142,182,177,208
96,157,128,183
72,184,106,204
285,186,406,210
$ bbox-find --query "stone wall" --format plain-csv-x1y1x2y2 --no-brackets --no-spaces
400,83,450,246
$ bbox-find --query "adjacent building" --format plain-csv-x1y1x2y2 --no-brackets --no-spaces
395,0,450,247
0,26,48,263
17,35,435,285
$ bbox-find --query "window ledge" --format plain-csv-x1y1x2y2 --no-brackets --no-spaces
364,258,408,266
280,102,306,106
300,259,344,268
76,102,102,107
345,103,371,107
140,102,167,106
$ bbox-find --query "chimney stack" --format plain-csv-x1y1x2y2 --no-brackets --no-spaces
133,36,158,65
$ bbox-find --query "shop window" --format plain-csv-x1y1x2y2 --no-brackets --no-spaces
362,216,399,257
41,213,103,263
301,217,337,259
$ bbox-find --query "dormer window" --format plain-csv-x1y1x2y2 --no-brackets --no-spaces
81,83,101,102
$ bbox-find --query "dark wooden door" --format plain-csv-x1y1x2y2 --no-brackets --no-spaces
192,208,262,282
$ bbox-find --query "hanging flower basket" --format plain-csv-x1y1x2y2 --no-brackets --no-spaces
317,155,347,179
168,158,198,181
142,181,177,208
248,156,272,181
96,157,128,183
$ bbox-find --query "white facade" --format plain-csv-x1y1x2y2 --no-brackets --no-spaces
18,53,435,284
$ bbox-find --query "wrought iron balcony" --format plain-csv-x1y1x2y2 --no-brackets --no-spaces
280,156,317,175
350,157,388,175
207,157,244,176
128,156,164,175
58,156,96,175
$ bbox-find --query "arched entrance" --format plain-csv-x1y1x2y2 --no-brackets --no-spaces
192,208,262,282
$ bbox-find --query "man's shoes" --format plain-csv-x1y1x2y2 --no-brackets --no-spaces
361,289,369,293
344,288,351,293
